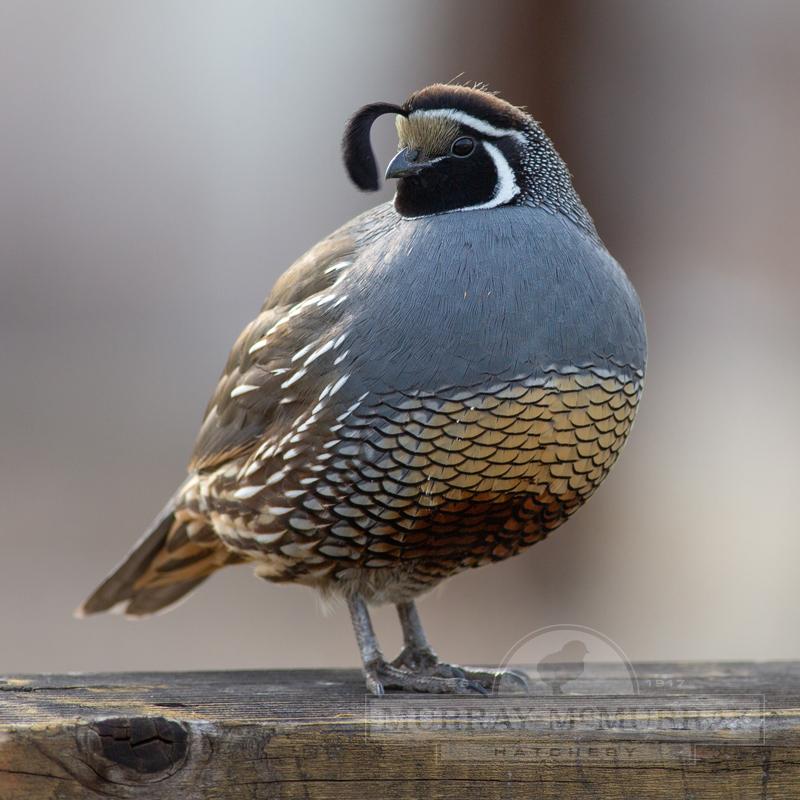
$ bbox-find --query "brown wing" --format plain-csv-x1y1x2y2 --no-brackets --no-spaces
188,233,357,473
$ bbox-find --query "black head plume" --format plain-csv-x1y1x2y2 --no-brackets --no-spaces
342,102,406,191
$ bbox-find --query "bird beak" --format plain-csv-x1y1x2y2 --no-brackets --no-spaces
385,148,431,180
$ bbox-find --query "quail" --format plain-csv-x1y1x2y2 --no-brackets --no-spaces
79,84,647,695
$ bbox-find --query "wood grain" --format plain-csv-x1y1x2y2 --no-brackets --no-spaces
1,663,799,798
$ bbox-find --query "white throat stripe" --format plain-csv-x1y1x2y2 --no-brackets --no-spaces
409,108,525,142
467,141,520,210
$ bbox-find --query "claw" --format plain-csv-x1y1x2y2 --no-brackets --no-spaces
365,669,385,697
491,668,530,694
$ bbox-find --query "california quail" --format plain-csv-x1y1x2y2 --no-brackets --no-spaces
79,84,646,695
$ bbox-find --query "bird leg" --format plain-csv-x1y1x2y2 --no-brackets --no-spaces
392,601,528,692
390,600,529,693
347,594,490,695
347,592,383,695
391,600,438,671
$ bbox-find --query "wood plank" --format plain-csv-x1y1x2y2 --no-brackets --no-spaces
1,663,799,798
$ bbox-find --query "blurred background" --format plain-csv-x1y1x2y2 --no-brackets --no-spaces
2,0,799,673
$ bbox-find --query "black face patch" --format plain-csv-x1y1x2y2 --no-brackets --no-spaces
394,142,499,217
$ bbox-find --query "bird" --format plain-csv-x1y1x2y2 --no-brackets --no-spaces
537,640,590,695
78,83,647,696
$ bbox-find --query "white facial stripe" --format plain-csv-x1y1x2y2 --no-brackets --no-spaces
409,108,525,142
462,141,520,211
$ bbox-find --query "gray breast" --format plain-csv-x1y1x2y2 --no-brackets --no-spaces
341,205,646,394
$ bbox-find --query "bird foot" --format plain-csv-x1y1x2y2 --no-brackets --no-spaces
364,647,529,696
430,663,529,694
365,658,490,696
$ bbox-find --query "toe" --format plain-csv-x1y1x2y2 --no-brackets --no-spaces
431,664,530,694
363,660,386,696
372,663,488,695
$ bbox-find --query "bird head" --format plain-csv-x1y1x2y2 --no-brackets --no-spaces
342,83,585,221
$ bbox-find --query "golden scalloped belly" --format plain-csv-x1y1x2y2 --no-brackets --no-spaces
334,370,642,564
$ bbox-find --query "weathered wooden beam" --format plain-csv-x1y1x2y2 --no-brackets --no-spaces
1,662,799,798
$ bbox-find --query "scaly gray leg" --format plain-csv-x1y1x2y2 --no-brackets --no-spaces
347,594,488,695
391,600,438,671
391,600,529,694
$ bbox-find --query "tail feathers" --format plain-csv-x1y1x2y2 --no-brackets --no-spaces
77,492,237,618
122,577,209,616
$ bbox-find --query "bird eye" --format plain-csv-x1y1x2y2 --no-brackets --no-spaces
450,136,475,158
